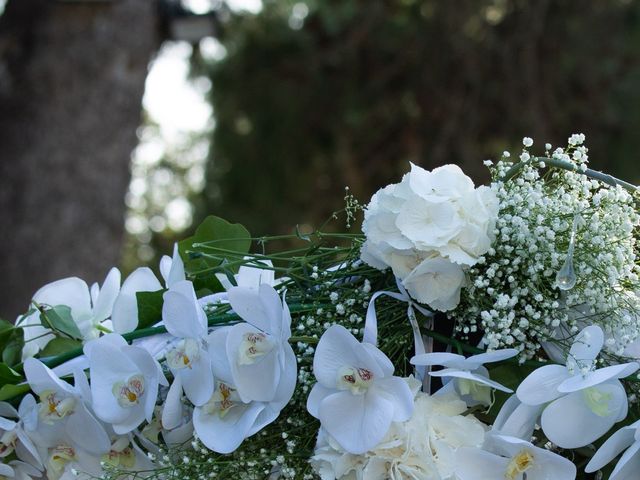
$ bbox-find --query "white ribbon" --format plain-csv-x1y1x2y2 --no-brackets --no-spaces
363,277,434,389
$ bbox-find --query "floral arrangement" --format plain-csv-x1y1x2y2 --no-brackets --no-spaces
2,134,640,480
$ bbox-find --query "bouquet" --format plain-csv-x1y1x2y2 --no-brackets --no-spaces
2,134,640,480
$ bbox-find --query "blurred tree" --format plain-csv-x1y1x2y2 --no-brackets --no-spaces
0,0,159,319
195,0,640,238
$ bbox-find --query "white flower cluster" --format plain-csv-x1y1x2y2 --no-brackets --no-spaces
454,135,640,358
360,164,499,311
311,389,486,480
6,252,297,480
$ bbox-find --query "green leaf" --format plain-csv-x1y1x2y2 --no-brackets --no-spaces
1,328,24,367
40,305,82,340
0,383,30,402
39,337,82,357
0,363,21,385
0,321,24,367
136,290,166,330
178,216,251,292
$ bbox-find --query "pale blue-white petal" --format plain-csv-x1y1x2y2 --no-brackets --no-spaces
165,244,186,288
24,358,76,397
227,287,271,332
32,277,92,319
371,376,414,422
306,384,334,419
410,352,465,369
558,363,639,393
568,325,604,366
111,267,162,333
362,343,394,377
586,425,636,472
610,441,640,480
162,377,184,431
516,364,570,405
541,383,626,449
66,403,110,454
180,352,214,407
92,267,121,322
227,323,280,403
430,369,512,393
162,281,207,339
313,325,382,389
193,402,264,454
454,447,509,480
318,390,394,455
463,349,518,370
207,328,233,384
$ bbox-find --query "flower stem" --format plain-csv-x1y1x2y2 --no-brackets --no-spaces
502,157,639,193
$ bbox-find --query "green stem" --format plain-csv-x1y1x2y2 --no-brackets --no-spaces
38,304,318,371
502,157,639,193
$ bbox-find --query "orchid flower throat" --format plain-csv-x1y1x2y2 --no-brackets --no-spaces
239,332,276,365
48,445,76,480
38,390,76,423
102,437,135,468
337,366,375,395
583,386,614,417
0,430,17,457
204,381,241,418
505,449,535,480
112,374,145,408
167,337,202,370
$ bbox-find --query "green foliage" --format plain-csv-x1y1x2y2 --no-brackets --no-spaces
40,305,82,340
39,337,82,357
178,215,251,292
0,319,23,367
136,290,166,330
0,383,30,402
0,363,21,385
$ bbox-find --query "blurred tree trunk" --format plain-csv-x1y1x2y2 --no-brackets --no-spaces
0,0,159,320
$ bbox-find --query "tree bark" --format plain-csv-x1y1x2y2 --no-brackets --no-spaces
0,0,159,320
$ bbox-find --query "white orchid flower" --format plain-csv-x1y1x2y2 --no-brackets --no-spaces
160,280,214,429
411,349,518,406
516,325,639,448
84,334,168,434
0,460,41,480
455,433,576,480
585,419,640,479
39,443,103,480
112,244,185,334
23,359,109,456
215,258,277,291
0,396,42,470
216,284,297,403
18,268,121,358
193,327,296,454
307,324,414,455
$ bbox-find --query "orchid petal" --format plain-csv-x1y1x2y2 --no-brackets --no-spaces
463,349,518,370
371,376,414,422
227,287,271,332
227,323,280,402
586,426,637,472
410,352,466,369
24,358,75,396
92,267,121,322
313,325,382,389
180,352,214,407
541,383,626,449
318,390,394,455
162,281,207,339
516,364,570,405
455,447,510,480
430,369,513,393
193,402,264,454
559,362,639,393
65,403,110,454
567,325,604,369
162,377,184,431
610,441,640,480
111,267,162,333
306,384,334,419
